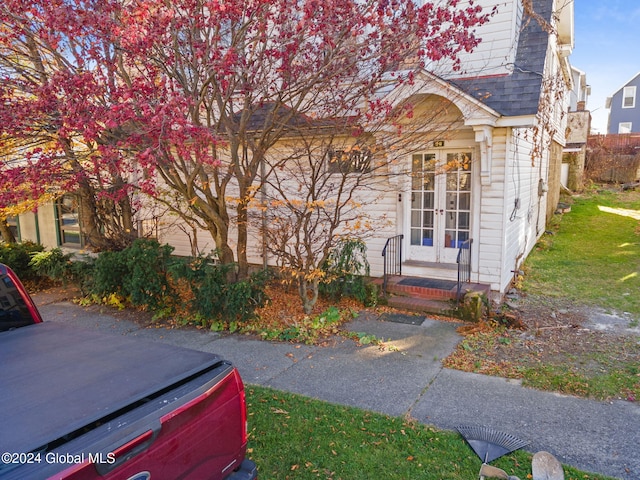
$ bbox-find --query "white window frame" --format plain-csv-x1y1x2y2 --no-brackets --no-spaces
622,86,636,109
326,147,373,175
618,122,632,134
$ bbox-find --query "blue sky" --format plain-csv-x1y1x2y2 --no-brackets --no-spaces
570,0,640,133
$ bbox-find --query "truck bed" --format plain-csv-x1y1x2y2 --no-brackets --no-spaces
0,321,225,456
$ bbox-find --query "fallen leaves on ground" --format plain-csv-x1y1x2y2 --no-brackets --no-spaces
443,293,640,402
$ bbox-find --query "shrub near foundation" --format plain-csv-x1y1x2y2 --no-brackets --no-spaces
0,241,44,280
87,240,268,325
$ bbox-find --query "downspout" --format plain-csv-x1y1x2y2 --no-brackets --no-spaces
34,211,41,244
54,203,62,246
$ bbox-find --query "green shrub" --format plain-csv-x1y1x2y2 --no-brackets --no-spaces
87,243,268,324
173,258,269,324
222,269,269,322
320,238,372,304
68,255,96,295
171,258,229,319
121,239,174,310
29,248,74,282
89,239,174,310
0,241,45,280
92,250,129,297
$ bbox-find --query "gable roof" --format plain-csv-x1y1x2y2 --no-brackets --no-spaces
606,72,640,102
449,0,553,117
237,0,555,133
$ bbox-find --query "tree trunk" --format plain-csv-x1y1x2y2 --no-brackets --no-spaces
118,195,137,242
299,277,320,315
236,201,249,280
202,213,236,281
76,180,110,251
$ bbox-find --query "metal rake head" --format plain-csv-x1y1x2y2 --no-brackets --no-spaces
457,425,529,463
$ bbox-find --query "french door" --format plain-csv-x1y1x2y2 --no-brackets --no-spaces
408,151,472,263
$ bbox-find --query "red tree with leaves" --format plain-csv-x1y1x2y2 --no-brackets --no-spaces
1,0,492,267
0,1,140,249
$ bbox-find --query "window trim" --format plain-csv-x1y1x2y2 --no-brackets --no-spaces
618,122,632,134
622,86,636,109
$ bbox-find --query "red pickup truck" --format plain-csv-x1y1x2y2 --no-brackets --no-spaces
0,263,257,480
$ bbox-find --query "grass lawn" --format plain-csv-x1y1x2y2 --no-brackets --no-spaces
523,187,640,317
246,386,614,480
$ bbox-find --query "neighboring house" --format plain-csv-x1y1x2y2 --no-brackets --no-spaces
11,0,574,302
606,72,640,134
563,66,591,191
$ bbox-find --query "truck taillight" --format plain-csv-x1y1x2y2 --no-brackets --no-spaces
235,369,249,445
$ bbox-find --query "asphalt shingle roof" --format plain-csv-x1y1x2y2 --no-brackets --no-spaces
451,0,553,117
238,0,554,131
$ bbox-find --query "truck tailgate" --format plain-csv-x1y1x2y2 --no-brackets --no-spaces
0,321,224,455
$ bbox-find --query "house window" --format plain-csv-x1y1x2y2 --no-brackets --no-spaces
56,195,82,247
327,147,373,174
4,217,19,241
622,86,636,108
618,122,632,134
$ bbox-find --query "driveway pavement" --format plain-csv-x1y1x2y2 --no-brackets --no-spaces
36,298,640,480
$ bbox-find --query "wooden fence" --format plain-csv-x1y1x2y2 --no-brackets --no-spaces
586,134,640,183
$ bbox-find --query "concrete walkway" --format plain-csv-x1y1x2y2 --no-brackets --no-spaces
36,299,640,480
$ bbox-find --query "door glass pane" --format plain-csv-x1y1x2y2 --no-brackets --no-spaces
423,211,434,228
459,192,471,210
446,172,458,190
446,192,457,210
411,192,420,209
424,173,435,190
459,212,470,229
460,172,471,191
424,155,436,172
422,230,433,246
423,192,434,210
411,229,421,245
411,210,421,228
447,152,471,170
445,231,456,248
446,212,456,229
412,154,423,190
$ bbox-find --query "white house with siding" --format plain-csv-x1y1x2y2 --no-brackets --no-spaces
11,0,574,303
155,0,574,302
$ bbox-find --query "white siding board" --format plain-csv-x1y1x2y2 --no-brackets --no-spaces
434,0,522,78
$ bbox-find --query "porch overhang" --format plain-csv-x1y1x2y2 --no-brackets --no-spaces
495,115,537,128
